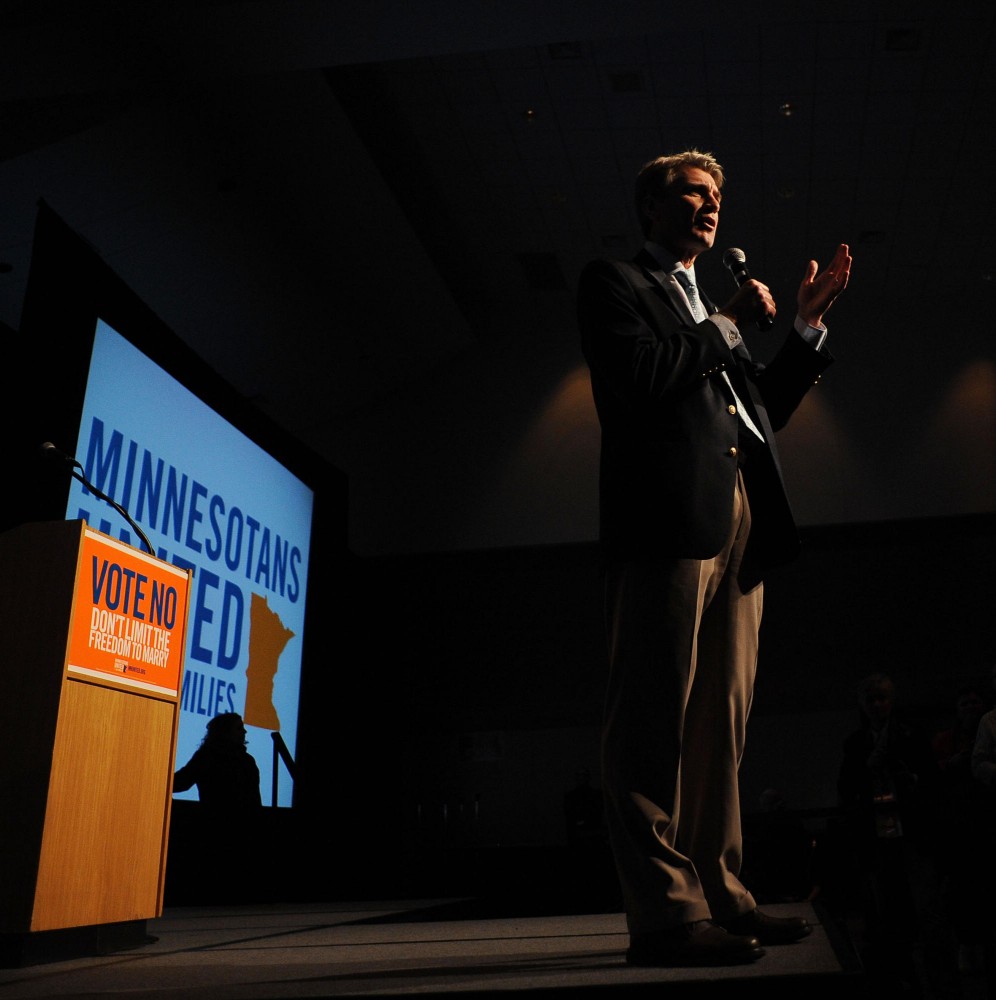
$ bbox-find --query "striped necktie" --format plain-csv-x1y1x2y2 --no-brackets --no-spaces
674,268,766,443
674,269,707,322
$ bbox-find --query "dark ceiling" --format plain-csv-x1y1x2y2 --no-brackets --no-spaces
0,0,993,555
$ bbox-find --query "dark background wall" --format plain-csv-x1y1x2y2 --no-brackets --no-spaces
228,510,993,906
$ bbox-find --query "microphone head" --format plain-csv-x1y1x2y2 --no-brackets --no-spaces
722,247,747,270
40,441,77,466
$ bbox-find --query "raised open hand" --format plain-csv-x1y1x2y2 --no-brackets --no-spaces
797,243,851,328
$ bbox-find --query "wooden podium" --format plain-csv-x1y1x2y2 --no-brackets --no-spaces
0,520,190,964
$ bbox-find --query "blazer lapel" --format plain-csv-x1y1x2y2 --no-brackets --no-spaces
633,250,755,364
634,249,699,326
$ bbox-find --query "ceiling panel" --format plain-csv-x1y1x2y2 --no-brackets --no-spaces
0,0,992,554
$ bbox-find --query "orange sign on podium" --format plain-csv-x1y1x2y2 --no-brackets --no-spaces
66,528,189,696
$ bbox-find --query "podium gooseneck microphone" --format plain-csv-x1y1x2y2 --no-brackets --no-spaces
721,247,774,331
40,441,155,555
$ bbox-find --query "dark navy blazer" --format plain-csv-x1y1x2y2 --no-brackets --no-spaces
578,249,833,588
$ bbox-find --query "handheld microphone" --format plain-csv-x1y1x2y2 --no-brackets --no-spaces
722,247,774,331
40,441,155,555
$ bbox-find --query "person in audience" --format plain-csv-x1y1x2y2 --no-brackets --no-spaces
838,672,960,999
966,664,996,985
933,679,990,978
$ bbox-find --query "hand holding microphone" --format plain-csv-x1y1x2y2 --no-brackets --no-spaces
721,247,775,331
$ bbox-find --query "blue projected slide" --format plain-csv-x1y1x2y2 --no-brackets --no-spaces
68,318,314,807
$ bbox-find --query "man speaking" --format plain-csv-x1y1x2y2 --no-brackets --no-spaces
577,149,851,967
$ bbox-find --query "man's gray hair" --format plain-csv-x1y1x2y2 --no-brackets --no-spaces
634,149,725,237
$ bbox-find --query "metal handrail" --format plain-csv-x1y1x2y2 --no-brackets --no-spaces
270,731,296,807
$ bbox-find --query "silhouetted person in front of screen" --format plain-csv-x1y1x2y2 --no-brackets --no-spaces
174,712,262,814
173,712,262,902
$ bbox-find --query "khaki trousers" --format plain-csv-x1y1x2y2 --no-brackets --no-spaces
601,470,763,933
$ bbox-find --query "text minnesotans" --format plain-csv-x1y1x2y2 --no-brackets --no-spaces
79,418,305,603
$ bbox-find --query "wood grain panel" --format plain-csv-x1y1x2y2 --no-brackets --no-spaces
31,679,175,931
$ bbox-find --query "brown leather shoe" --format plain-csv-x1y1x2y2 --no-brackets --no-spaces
626,920,765,967
718,908,812,944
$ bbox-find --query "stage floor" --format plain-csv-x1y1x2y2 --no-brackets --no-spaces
0,899,864,999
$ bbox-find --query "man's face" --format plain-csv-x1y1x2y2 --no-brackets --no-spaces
863,685,894,725
645,165,721,259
